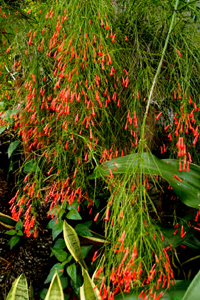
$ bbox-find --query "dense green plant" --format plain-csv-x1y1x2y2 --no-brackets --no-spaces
0,0,200,299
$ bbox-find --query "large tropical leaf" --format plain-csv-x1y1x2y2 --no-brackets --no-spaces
0,212,17,229
90,153,200,209
6,274,29,300
182,269,200,300
44,271,64,300
63,220,87,269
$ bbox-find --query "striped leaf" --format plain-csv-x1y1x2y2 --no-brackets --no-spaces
44,271,64,300
63,220,87,269
6,274,29,300
80,268,100,300
0,212,17,229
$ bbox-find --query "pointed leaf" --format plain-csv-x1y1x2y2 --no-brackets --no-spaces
8,141,20,158
0,125,6,135
66,208,82,220
6,274,29,300
23,159,40,173
44,263,64,284
45,271,64,300
8,236,20,249
67,263,77,283
51,249,68,262
63,220,87,269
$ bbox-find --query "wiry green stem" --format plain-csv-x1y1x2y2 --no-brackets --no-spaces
140,0,180,141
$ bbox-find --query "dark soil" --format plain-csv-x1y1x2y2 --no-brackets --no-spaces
0,166,53,300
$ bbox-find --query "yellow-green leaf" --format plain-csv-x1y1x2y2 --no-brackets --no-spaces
63,220,87,269
80,268,100,300
45,271,64,300
6,274,29,300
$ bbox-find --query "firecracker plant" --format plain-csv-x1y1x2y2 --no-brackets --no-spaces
0,0,200,299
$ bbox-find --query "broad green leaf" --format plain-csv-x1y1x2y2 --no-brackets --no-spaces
80,268,100,300
5,230,16,235
0,102,4,108
40,288,48,299
8,236,20,249
23,159,40,173
75,224,93,237
51,248,68,262
44,263,64,284
0,212,17,229
67,263,77,283
16,219,23,231
8,141,20,158
52,220,64,241
53,238,66,250
63,220,87,269
81,246,92,259
60,276,68,290
66,208,82,220
45,271,64,300
47,218,57,229
0,125,7,135
6,274,29,300
90,153,200,209
182,270,200,300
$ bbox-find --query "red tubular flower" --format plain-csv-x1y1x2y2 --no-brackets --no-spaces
94,213,99,222
174,174,182,182
155,112,162,121
105,206,110,221
92,251,98,264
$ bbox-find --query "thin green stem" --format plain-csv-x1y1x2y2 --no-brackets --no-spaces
140,0,180,140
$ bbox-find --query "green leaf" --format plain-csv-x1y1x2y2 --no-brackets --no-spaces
81,246,92,259
51,249,68,262
52,220,64,241
67,263,77,283
8,236,20,249
8,141,20,158
44,263,64,284
17,230,23,236
0,212,17,229
5,230,16,235
53,238,66,250
90,153,200,209
182,270,200,300
6,274,29,300
23,159,40,173
75,224,93,237
66,208,82,220
40,288,48,299
47,218,57,229
157,224,195,248
0,125,6,135
63,220,87,269
60,276,68,290
44,271,64,300
80,268,100,300
16,219,23,230
0,102,4,108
